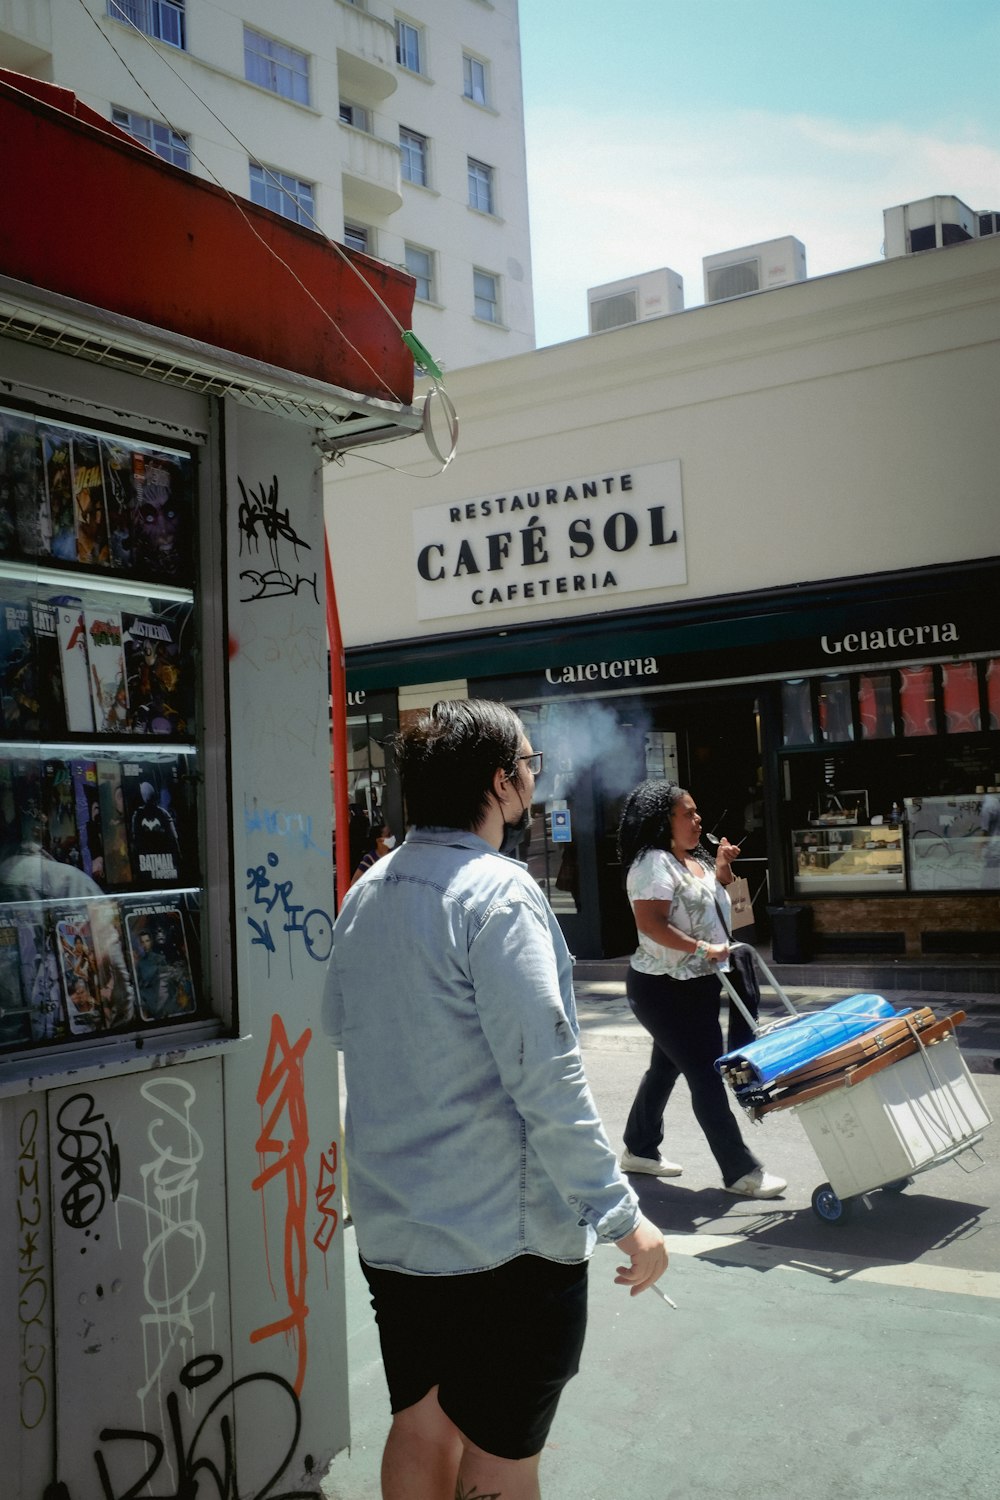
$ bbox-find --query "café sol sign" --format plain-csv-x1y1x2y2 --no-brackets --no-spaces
412,460,686,620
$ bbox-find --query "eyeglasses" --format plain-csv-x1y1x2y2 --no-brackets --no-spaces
515,751,543,775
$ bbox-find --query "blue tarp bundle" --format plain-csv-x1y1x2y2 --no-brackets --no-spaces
715,993,903,1088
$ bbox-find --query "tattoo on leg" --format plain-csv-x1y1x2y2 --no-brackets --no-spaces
455,1484,501,1500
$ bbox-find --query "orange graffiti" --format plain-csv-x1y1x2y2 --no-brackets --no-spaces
250,1013,312,1395
314,1141,339,1253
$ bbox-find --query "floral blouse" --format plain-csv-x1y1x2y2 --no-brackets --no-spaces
627,848,732,978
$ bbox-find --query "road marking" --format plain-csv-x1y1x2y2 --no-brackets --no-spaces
662,1231,1000,1299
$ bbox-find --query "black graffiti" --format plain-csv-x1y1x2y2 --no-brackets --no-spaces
55,1094,122,1230
45,1353,314,1500
237,475,310,563
238,568,319,605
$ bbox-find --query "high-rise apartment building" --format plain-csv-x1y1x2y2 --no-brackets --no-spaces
0,0,535,373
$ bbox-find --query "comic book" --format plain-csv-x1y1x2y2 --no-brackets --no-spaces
41,426,77,563
0,759,16,851
57,604,95,733
89,898,137,1030
85,607,129,735
71,759,106,887
101,437,135,571
0,599,36,736
0,913,31,1047
122,607,193,736
0,412,17,557
72,433,111,568
4,412,50,559
10,757,44,849
131,448,193,582
15,906,66,1043
42,757,80,870
32,599,67,737
96,758,133,887
124,900,197,1022
53,902,103,1036
121,755,193,888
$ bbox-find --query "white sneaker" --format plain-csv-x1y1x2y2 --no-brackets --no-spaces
724,1168,786,1199
621,1150,683,1178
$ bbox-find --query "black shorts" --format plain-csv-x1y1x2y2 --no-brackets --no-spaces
360,1253,588,1460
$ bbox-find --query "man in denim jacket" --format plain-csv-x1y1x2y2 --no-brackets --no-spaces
323,699,667,1500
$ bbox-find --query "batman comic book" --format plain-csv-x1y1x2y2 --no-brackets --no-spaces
121,755,196,889
122,606,193,736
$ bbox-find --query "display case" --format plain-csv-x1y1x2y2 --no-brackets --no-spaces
906,793,1000,890
0,403,206,1057
792,824,906,891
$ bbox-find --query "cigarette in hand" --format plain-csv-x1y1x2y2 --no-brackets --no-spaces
650,1282,677,1308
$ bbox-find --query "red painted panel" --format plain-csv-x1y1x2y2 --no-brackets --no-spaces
0,70,415,404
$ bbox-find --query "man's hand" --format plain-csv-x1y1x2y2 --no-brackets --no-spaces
613,1215,669,1296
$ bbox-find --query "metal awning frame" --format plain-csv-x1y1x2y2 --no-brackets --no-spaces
0,273,424,451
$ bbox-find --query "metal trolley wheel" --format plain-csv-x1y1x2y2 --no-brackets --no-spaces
811,1182,854,1225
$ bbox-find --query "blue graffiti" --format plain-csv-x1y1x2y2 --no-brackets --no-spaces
243,806,325,857
246,853,333,964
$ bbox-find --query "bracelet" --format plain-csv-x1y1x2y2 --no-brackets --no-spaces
694,939,710,960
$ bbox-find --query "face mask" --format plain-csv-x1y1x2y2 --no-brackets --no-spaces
500,804,531,859
381,834,396,850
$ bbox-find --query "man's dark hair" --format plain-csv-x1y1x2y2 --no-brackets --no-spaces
395,699,525,830
618,779,710,873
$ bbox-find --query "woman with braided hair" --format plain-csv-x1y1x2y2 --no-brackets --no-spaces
618,778,787,1199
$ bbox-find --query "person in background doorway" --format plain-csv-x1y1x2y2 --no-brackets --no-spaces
618,778,787,1200
324,699,667,1500
349,823,396,887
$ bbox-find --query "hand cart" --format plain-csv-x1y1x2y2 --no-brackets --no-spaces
716,943,993,1225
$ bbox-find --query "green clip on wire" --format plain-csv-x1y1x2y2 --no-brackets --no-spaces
402,330,443,382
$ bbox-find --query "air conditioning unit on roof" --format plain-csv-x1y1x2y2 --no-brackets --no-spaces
587,267,684,334
702,235,806,304
882,195,977,257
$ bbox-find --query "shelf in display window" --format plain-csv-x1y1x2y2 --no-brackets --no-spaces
792,824,906,891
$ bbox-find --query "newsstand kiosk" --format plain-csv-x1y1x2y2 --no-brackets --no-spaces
0,71,420,1497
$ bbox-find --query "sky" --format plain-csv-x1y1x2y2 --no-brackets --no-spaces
518,0,1000,347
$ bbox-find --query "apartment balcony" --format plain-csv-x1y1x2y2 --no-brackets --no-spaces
0,0,53,71
336,0,397,103
340,124,402,217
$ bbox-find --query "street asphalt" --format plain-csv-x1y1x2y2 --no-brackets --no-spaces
322,972,1000,1499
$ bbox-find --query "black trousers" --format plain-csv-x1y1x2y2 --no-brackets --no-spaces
623,968,761,1187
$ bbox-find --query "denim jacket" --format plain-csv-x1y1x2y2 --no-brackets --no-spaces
322,827,640,1274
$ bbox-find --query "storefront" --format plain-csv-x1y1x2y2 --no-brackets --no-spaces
326,218,1000,977
342,556,1000,961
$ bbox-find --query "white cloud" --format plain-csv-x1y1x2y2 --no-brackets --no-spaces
525,104,1000,346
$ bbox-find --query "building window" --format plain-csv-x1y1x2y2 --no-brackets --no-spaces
339,100,371,132
111,107,190,169
400,127,428,187
467,158,494,214
108,0,185,49
249,162,315,226
344,223,370,254
473,269,500,323
395,18,422,73
405,244,434,302
244,27,310,105
463,54,487,105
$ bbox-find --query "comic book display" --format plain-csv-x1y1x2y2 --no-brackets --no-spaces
0,404,201,1055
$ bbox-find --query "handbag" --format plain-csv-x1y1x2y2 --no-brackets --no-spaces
727,874,754,931
713,888,761,1051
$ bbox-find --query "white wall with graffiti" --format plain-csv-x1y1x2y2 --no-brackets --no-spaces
0,341,346,1497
